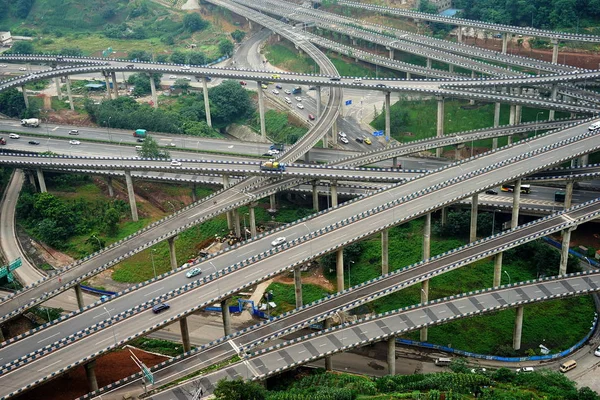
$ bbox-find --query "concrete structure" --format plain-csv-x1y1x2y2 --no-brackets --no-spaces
74,284,85,310
513,305,524,350
470,193,478,242
84,361,98,392
202,78,212,128
312,181,319,211
124,170,139,222
420,213,431,341
148,74,157,109
221,299,231,336
387,336,396,375
65,76,74,111
36,168,47,193
256,81,267,138
385,91,391,142
168,237,177,270
336,248,344,291
436,96,444,157
381,229,389,275
179,317,191,352
559,227,575,275
294,264,303,308
330,181,338,207
21,86,28,108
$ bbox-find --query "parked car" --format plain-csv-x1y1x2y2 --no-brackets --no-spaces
261,84,268,89
271,237,287,246
69,140,80,145
186,267,202,278
595,346,600,357
28,140,40,145
69,129,79,135
296,103,304,109
470,368,487,374
152,303,171,313
8,133,19,139
485,189,498,195
308,114,315,121
170,160,182,166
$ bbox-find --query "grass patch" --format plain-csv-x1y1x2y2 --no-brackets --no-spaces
249,109,308,145
129,337,186,358
264,282,333,315
263,42,318,74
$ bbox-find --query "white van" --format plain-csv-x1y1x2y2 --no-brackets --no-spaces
135,145,142,150
353,78,362,84
284,97,292,104
434,357,452,366
588,121,600,131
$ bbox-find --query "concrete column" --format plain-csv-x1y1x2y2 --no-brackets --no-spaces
426,58,432,69
104,75,112,100
191,184,197,202
423,213,431,260
436,96,444,158
85,361,99,392
406,72,411,80
420,279,429,341
202,77,212,128
509,104,516,126
148,74,157,109
233,209,241,238
389,48,394,59
515,88,522,124
55,77,63,100
36,168,47,193
269,194,277,211
381,229,389,275
256,81,266,138
111,72,118,98
74,284,85,310
179,317,191,353
457,27,463,43
580,154,589,166
222,175,230,188
324,318,333,370
449,64,454,73
470,193,479,243
330,181,338,207
316,86,322,118
559,227,575,275
21,86,29,108
168,236,177,270
502,33,508,54
513,306,524,350
551,39,559,64
0,329,5,343
385,91,391,142
493,102,500,149
493,252,503,287
312,180,319,211
124,170,139,222
106,176,114,197
469,71,476,105
331,118,338,145
511,180,521,229
387,337,396,375
336,248,344,291
392,157,399,168
27,171,37,191
249,204,257,237
564,180,574,209
441,207,447,227
323,131,329,148
549,84,558,121
65,76,74,111
221,299,232,335
294,264,303,308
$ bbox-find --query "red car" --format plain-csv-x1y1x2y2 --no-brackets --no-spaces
308,114,315,121
239,80,247,85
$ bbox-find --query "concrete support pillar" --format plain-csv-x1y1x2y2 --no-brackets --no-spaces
423,213,431,260
223,175,232,228
330,181,338,207
106,176,114,197
470,193,479,243
233,209,241,238
85,361,99,392
221,299,232,335
493,101,501,149
168,236,177,270
191,184,197,202
65,76,74,111
385,91,391,142
381,229,389,275
148,74,157,109
256,81,266,138
36,168,47,193
559,227,575,275
469,71,476,105
331,118,338,145
111,72,118,98
222,175,230,188
449,64,454,73
551,39,559,64
179,317,191,353
502,33,508,54
74,284,85,310
269,194,277,211
392,157,399,168
324,318,333,370
323,131,329,148
387,337,396,375
493,253,503,287
580,154,589,166
316,86,322,118
511,180,521,229
124,170,139,222
294,264,303,309
0,329,5,343
249,204,257,237
509,104,516,126
336,248,344,291
21,86,29,108
104,75,112,100
55,77,63,100
312,180,319,211
565,180,574,209
406,72,411,80
426,58,432,69
515,88,522,124
513,306,524,350
420,279,429,342
27,171,37,190
441,207,447,227
549,84,558,121
202,78,212,128
457,27,463,43
389,48,394,59
435,96,444,158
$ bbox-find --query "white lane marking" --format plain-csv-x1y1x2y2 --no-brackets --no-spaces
37,359,63,372
319,343,327,347
144,287,165,297
37,332,61,344
96,336,113,346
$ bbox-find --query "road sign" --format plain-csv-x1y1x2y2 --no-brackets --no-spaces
8,258,21,272
345,100,352,106
373,130,384,137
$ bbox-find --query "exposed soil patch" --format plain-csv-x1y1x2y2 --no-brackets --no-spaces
274,264,335,292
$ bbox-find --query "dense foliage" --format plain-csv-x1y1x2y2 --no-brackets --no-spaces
0,88,28,118
250,110,308,145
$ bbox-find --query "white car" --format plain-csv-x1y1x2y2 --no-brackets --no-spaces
8,133,19,139
340,137,349,144
595,346,600,357
183,77,192,81
271,89,279,95
169,75,177,79
186,267,202,278
296,103,304,109
516,367,534,373
338,131,347,138
169,142,176,147
295,96,302,102
18,67,27,71
267,149,279,155
170,160,182,166
0,64,7,68
284,89,291,95
284,97,292,104
69,140,80,145
470,368,486,374
271,237,287,247
180,65,190,70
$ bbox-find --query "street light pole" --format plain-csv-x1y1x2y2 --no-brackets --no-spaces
103,306,118,346
534,111,543,137
504,270,511,286
347,260,354,288
150,248,157,279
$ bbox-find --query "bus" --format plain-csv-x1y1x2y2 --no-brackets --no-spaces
501,183,531,194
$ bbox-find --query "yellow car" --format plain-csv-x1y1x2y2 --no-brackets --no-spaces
261,84,268,89
364,137,372,145
272,74,280,79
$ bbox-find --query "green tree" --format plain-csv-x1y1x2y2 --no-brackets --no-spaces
231,29,246,43
218,39,234,57
10,41,34,54
0,88,27,118
213,379,266,400
173,79,191,93
103,208,120,235
128,50,152,62
127,73,162,96
139,135,169,159
208,80,254,126
183,12,208,32
188,51,206,66
170,51,187,65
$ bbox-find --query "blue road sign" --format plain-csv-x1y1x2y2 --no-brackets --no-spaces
373,130,384,136
345,100,352,106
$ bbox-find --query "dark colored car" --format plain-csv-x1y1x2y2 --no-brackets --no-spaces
152,303,170,314
239,80,247,85
137,138,145,143
355,137,364,143
485,189,498,195
308,86,317,90
330,77,341,81
376,83,386,88
28,140,40,145
275,84,282,89
126,64,134,68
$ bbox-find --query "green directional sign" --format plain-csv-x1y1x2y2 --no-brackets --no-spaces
142,365,154,384
8,258,21,272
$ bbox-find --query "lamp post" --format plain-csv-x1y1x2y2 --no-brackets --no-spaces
243,213,249,240
347,260,354,288
103,306,118,346
150,248,157,279
504,270,511,285
106,116,112,142
91,234,102,250
534,111,543,137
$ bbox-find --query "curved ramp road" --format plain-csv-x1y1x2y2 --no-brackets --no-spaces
0,123,598,398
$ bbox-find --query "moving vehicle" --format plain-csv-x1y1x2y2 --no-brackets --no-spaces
169,75,177,79
434,358,452,366
267,149,279,156
295,96,302,102
152,303,171,313
340,137,349,144
126,64,134,68
330,77,341,81
137,138,145,143
133,129,147,138
261,84,268,89
69,140,80,145
271,89,279,95
516,367,534,373
271,236,287,246
554,190,566,202
239,80,247,85
501,183,531,194
0,137,5,145
364,137,372,145
180,65,190,70
18,67,27,71
559,360,577,373
186,267,202,278
284,97,292,104
376,83,387,88
9,133,19,139
28,140,40,145
355,137,364,143
69,130,79,135
292,86,302,94
21,118,40,127
170,160,182,166
183,77,192,81
272,74,280,79
353,78,363,84
308,114,315,121
275,84,282,89
261,161,285,171
595,346,600,357
338,131,347,138
284,89,292,95
297,103,304,109
270,143,285,152
485,189,498,195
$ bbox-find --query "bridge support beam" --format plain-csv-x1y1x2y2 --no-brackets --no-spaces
420,279,429,342
111,72,118,98
269,194,277,212
336,248,344,291
423,213,431,260
469,71,476,105
501,33,508,54
457,26,463,43
21,86,29,108
449,64,454,73
168,236,177,270
382,229,389,275
389,48,394,59
104,75,112,100
515,87,523,124
65,76,74,111
74,283,85,310
330,181,338,207
192,184,197,202
85,360,99,392
511,180,521,229
202,78,212,128
387,336,396,375
441,207,447,226
551,39,559,64
513,306,524,350
392,157,399,168
470,193,478,243
257,81,267,138
180,317,191,353
385,91,391,142
331,117,338,145
435,96,444,157
549,84,558,121
312,180,319,211
27,170,37,189
493,253,503,287
294,264,303,309
222,175,233,229
493,101,501,149
124,170,139,222
426,57,432,69
324,318,333,370
55,77,63,100
316,86,322,118
36,168,47,193
565,180,574,209
559,227,576,275
233,209,242,238
580,154,589,166
148,74,157,109
105,176,114,197
406,72,411,80
221,299,232,336
249,203,257,237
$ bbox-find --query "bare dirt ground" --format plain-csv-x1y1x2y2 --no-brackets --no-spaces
273,264,335,292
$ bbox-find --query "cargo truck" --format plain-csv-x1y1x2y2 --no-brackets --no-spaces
133,129,147,138
291,86,302,94
20,118,40,127
260,161,285,171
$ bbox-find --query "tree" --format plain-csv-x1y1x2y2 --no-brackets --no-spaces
10,41,34,54
139,135,169,159
188,51,206,66
58,47,83,56
207,80,255,126
103,208,120,235
213,379,266,400
15,0,34,18
128,50,152,62
0,88,27,118
218,39,234,57
127,73,162,96
170,51,187,65
231,29,246,43
183,12,208,32
173,79,191,93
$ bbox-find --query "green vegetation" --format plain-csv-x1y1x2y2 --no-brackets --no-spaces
250,110,309,145
263,43,319,74
328,54,399,79
129,337,186,358
0,88,29,119
264,282,332,314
